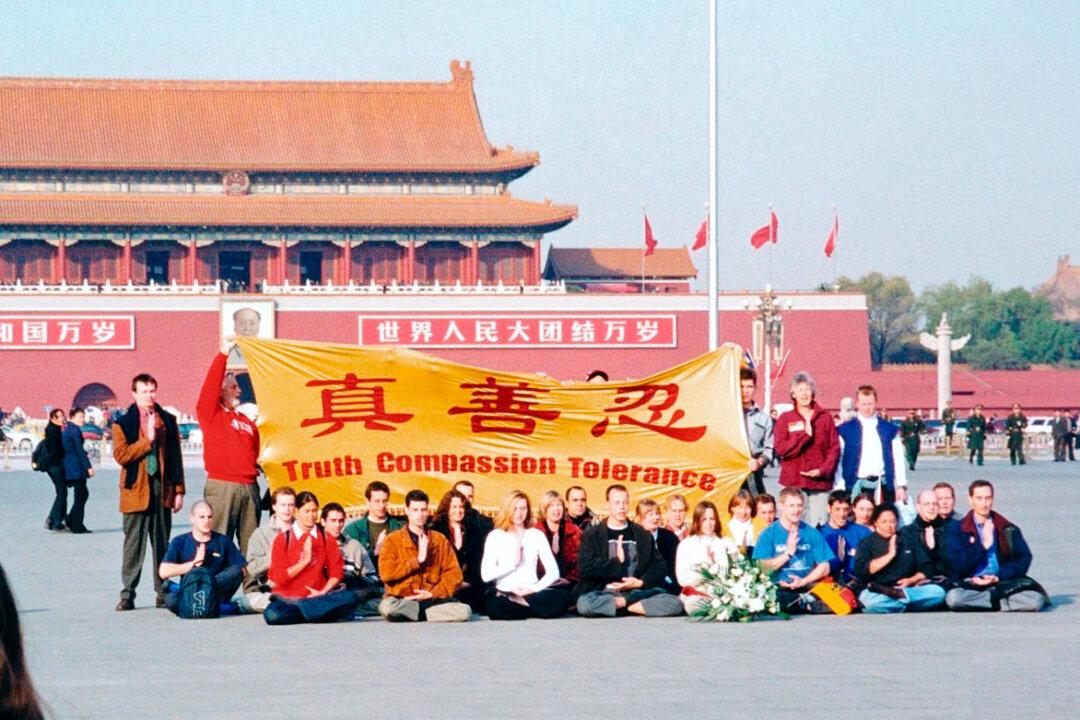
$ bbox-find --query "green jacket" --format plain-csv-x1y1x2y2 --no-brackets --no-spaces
899,418,925,442
1005,413,1027,448
967,416,988,448
942,408,957,430
343,515,405,555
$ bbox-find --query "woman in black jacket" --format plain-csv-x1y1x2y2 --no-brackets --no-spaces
430,489,491,614
854,504,946,614
43,409,67,531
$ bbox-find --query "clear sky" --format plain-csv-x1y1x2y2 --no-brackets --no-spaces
2,1,1077,292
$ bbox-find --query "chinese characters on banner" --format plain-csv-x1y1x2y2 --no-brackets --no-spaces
238,336,750,516
358,314,676,348
0,315,135,349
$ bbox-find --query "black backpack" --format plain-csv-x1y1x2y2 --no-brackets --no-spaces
31,440,51,472
177,567,219,619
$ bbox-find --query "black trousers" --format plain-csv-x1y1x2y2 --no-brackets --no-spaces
66,476,89,530
485,586,571,620
46,465,68,528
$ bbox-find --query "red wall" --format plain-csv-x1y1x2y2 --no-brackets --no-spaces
0,305,871,417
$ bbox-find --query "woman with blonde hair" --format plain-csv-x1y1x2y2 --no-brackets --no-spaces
480,490,569,620
663,494,690,540
675,501,738,613
534,490,582,585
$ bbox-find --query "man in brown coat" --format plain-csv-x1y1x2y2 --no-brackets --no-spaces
112,373,185,611
377,489,469,622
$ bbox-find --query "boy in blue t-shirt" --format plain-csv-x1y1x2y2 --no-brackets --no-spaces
159,500,246,615
752,488,836,612
817,490,871,584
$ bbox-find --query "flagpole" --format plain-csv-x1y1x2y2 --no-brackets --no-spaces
641,204,646,294
767,203,773,291
707,0,719,350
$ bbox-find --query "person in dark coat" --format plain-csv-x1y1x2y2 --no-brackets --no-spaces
43,409,67,531
61,407,94,534
430,489,491,614
944,480,1048,612
636,499,680,595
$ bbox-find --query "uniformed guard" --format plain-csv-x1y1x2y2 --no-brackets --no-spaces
967,404,988,466
1005,403,1028,466
941,401,957,455
899,409,926,471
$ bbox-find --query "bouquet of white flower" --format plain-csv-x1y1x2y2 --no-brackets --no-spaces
688,550,784,622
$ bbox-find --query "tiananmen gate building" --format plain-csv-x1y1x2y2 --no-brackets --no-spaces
1,61,1078,420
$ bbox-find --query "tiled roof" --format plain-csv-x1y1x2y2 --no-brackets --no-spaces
544,247,698,280
0,61,538,175
0,193,578,231
810,365,1080,413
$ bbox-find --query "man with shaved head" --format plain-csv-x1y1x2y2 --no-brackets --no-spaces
159,500,246,616
900,489,951,581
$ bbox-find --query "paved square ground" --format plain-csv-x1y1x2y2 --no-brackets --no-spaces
1,454,1077,719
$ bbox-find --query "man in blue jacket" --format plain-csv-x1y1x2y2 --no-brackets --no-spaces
62,407,94,534
834,385,908,507
945,480,1048,612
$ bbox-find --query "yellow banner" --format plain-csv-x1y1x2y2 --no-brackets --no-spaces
239,337,751,515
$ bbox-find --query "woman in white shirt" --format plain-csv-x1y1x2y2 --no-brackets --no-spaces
675,501,738,613
480,490,569,620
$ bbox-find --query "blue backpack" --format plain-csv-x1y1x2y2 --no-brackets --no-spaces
177,567,219,619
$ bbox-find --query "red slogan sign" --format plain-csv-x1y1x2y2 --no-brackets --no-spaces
0,315,135,350
358,314,676,348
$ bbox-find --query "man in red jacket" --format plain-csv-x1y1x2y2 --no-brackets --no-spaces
773,372,840,528
198,337,261,557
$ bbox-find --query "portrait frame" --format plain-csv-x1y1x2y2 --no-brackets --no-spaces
220,298,276,370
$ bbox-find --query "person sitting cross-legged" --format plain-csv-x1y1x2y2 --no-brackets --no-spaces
377,490,471,622
818,490,871,585
158,500,245,617
574,484,683,618
239,486,295,614
321,502,382,617
944,480,1049,612
675,501,738,613
899,490,952,582
342,481,404,579
751,487,837,614
480,490,570,620
263,491,360,625
853,504,946,613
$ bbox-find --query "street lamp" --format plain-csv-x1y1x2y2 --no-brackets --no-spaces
745,285,793,414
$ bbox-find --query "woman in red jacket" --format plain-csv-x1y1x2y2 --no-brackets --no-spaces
773,372,840,528
534,490,581,586
264,491,359,625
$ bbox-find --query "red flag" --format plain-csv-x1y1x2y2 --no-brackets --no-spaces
644,213,657,256
824,211,839,257
750,210,778,250
692,218,707,251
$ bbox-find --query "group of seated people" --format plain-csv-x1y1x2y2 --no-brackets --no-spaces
155,477,1048,624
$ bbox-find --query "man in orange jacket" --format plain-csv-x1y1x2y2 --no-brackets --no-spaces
378,490,470,622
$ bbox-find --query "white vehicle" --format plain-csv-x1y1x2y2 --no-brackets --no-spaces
1025,417,1054,435
1,426,41,451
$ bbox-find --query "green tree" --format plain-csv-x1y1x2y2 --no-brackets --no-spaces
919,278,1078,365
836,272,919,367
964,330,1029,370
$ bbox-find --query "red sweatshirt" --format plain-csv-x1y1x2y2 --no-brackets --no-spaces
268,525,344,599
196,352,260,484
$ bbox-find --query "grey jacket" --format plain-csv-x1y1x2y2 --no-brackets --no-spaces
744,405,774,463
245,515,291,583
